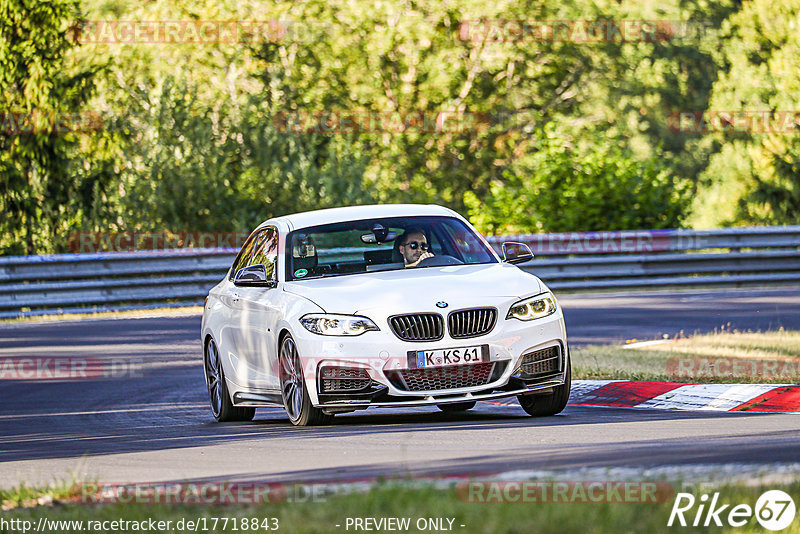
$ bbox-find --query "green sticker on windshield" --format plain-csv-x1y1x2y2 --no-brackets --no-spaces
294,268,308,278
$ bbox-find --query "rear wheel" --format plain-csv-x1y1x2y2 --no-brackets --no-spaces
279,334,333,426
437,401,477,412
518,356,571,417
204,338,255,422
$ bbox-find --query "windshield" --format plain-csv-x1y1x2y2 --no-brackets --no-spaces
285,216,497,281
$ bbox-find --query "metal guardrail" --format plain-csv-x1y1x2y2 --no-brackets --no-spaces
483,226,800,255
1,226,798,317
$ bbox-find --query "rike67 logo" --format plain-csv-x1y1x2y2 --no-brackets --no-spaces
668,490,796,530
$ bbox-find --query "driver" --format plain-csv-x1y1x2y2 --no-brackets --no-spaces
398,228,434,268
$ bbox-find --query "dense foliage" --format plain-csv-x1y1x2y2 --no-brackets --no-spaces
0,0,111,254
0,0,796,254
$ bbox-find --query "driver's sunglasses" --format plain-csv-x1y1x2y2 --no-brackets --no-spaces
404,241,429,251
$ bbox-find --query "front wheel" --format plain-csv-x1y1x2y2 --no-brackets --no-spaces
279,334,333,426
518,356,571,417
204,338,255,422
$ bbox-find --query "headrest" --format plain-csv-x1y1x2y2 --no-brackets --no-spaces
391,238,403,263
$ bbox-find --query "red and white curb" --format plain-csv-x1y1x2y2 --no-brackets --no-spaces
488,381,800,412
569,380,800,412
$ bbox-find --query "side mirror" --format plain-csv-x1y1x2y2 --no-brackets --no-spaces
501,242,534,264
233,264,276,287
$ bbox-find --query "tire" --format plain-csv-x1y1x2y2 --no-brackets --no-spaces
518,355,571,417
204,338,256,422
437,401,477,412
279,334,333,426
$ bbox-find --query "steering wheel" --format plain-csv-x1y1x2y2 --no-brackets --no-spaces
417,255,464,267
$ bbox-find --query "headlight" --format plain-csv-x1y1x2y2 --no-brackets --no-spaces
299,314,380,336
506,292,558,321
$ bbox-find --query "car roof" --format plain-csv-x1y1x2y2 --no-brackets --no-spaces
267,204,463,231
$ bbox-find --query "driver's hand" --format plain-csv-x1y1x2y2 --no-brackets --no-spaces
408,251,434,267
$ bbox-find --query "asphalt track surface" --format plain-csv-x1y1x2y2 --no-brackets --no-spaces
1,288,800,488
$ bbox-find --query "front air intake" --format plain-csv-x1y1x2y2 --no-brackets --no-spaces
517,346,561,379
386,362,496,392
319,366,372,393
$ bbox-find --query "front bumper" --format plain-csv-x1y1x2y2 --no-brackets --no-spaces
290,309,568,408
316,374,566,410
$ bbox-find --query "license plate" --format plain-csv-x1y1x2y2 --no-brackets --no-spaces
407,345,489,369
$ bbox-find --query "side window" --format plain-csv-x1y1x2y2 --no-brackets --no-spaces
229,230,259,279
250,227,279,281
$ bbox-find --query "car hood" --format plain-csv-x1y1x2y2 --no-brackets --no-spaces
282,263,542,315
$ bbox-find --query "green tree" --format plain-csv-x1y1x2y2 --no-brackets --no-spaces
250,0,640,211
691,0,800,226
114,77,373,233
0,0,109,254
72,0,375,237
3,0,747,255
465,124,690,234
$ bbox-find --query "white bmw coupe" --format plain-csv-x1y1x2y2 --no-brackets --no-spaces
201,204,570,425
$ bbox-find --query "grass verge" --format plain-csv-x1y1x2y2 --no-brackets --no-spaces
573,329,800,383
2,481,799,533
